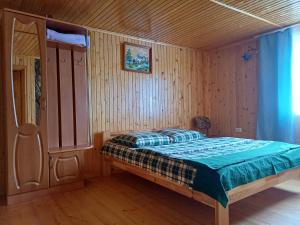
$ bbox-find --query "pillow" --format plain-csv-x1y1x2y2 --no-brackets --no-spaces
111,131,171,148
158,128,205,143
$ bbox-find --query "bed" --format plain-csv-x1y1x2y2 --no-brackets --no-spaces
99,129,300,225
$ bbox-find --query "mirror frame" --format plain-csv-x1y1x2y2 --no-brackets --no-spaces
12,19,41,127
2,11,47,131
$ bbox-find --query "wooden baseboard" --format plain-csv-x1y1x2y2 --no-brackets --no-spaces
5,181,85,205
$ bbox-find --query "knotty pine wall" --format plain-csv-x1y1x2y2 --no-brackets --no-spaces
13,55,37,124
84,30,204,175
203,39,257,139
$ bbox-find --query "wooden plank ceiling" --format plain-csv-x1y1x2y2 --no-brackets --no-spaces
14,21,39,57
1,0,300,49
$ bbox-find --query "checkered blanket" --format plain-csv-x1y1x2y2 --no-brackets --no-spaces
102,137,269,186
102,137,300,207
101,137,271,187
102,142,197,186
141,137,271,160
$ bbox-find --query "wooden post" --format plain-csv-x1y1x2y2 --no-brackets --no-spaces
215,202,229,225
102,157,112,176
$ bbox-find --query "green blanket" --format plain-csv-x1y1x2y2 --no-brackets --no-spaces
186,141,300,207
140,137,300,207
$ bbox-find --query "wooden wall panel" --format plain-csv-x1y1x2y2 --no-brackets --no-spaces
84,30,204,176
73,50,89,146
58,49,74,147
203,39,257,139
89,31,204,134
47,46,59,149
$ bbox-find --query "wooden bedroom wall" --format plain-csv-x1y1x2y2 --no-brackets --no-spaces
203,39,257,139
13,55,37,124
84,30,204,176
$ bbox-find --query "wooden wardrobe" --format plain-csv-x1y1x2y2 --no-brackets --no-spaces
0,9,93,204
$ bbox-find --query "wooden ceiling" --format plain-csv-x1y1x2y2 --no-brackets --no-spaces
1,0,300,49
14,20,39,57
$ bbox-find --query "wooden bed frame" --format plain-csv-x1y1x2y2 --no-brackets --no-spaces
99,131,300,225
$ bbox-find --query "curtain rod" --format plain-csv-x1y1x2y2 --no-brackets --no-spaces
255,22,300,39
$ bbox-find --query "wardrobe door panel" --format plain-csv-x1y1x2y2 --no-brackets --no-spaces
3,11,49,195
58,49,74,147
49,151,83,187
47,46,59,149
73,50,89,146
13,125,43,192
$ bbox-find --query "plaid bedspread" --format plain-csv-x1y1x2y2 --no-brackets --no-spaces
101,137,270,187
139,137,272,160
102,137,300,207
102,142,197,186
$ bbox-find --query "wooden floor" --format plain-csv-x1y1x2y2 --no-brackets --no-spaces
1,173,300,225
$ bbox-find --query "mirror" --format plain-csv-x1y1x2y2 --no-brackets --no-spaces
13,19,41,126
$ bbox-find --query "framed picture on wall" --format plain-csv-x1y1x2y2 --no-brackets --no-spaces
123,42,152,74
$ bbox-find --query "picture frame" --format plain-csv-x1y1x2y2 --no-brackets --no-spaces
123,42,152,74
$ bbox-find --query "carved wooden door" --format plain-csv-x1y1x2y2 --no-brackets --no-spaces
3,11,49,195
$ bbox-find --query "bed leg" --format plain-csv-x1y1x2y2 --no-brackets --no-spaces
215,202,229,225
102,157,112,176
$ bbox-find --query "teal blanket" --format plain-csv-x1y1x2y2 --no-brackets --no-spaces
141,137,300,207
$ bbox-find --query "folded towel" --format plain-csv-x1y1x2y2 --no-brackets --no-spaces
47,28,89,47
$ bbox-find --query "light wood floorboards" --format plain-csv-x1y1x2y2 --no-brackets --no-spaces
1,172,300,225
